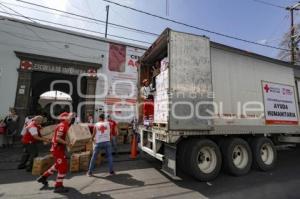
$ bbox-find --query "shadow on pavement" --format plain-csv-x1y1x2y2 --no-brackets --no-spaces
94,173,145,187
58,187,114,199
153,146,300,199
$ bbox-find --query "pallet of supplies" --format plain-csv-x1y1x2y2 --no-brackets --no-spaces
69,153,80,173
67,124,92,152
79,151,91,171
32,154,54,176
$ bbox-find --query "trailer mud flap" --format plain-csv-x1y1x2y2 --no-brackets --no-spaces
162,144,177,177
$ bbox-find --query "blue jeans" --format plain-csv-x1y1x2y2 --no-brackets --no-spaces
111,136,117,153
88,141,114,174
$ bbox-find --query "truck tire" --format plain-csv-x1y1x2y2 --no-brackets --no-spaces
221,138,252,176
250,137,277,171
188,139,222,181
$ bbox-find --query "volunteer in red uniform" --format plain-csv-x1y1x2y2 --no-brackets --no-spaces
18,115,49,171
37,112,73,193
107,115,118,154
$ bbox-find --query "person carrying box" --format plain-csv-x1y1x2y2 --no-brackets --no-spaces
18,115,50,171
37,112,73,193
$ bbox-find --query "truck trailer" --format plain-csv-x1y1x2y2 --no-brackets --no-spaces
137,28,300,181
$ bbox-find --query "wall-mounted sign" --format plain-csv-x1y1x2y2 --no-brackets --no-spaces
262,81,298,125
20,60,96,75
32,63,87,75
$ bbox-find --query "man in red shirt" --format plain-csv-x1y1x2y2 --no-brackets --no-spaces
107,115,118,154
37,112,73,193
18,115,49,171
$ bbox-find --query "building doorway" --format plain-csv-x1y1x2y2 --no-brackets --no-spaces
14,52,101,126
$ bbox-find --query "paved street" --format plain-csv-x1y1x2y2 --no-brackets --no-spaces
1,145,300,199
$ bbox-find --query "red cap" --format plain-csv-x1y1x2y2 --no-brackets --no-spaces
59,112,72,121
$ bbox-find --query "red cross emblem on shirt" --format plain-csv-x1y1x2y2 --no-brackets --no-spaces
98,125,107,134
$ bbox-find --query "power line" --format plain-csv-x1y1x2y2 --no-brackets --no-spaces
0,1,152,37
103,0,290,51
0,10,152,45
16,0,159,37
252,0,286,9
0,2,35,23
0,5,93,58
0,1,102,24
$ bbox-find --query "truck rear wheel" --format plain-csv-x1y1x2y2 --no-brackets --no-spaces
188,139,222,181
222,138,252,176
251,137,277,171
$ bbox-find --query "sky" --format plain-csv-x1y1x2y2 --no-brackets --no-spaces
0,0,299,59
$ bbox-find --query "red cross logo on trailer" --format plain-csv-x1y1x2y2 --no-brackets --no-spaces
98,125,107,134
264,84,270,93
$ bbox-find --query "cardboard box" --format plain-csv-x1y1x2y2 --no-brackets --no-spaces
70,153,80,173
67,145,86,153
79,151,91,171
40,125,56,139
86,141,93,152
32,154,54,176
67,125,92,152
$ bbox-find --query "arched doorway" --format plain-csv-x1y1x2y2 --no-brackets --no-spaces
14,52,101,126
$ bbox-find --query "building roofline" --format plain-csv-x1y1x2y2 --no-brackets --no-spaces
0,15,148,50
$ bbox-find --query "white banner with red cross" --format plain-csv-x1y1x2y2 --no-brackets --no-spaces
262,81,298,125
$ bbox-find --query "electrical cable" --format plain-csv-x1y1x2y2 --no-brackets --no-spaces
16,0,159,37
252,0,286,9
102,0,290,51
0,10,152,45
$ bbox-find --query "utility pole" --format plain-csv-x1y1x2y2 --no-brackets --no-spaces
105,5,110,38
287,2,300,64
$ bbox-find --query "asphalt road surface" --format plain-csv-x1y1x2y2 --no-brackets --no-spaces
0,145,300,199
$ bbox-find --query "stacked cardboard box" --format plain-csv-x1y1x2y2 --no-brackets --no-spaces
32,154,54,176
79,151,91,171
154,68,169,123
67,125,92,152
69,151,91,172
85,140,93,152
69,153,80,173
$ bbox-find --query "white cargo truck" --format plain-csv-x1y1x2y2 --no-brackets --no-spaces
138,28,300,181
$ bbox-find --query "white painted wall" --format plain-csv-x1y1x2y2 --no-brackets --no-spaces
0,17,145,118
